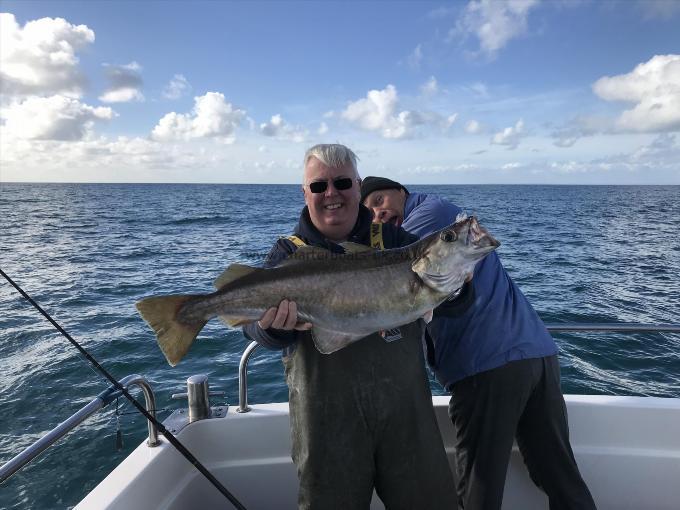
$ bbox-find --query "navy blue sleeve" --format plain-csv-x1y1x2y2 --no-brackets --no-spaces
240,237,301,350
402,197,462,239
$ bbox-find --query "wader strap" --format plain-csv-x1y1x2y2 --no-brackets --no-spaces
370,223,384,250
285,235,307,247
286,230,385,252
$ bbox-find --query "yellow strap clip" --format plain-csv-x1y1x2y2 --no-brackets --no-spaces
370,222,385,250
285,235,307,248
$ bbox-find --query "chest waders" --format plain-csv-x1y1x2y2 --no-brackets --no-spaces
282,225,457,510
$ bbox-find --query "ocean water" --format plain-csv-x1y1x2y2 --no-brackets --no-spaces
1,183,679,509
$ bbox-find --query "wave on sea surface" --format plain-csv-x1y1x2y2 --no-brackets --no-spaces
164,215,237,226
0,183,678,509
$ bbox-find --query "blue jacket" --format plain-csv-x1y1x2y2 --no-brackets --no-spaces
402,192,557,390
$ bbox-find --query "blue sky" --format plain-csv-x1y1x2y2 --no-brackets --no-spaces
1,0,679,184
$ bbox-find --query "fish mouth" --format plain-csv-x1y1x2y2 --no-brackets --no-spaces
466,217,500,250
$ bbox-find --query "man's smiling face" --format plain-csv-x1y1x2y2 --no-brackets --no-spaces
303,157,360,242
363,188,407,228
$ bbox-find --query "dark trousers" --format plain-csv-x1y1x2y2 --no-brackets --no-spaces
449,355,596,510
285,322,458,510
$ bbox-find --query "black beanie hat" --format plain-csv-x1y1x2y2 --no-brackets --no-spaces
360,176,408,203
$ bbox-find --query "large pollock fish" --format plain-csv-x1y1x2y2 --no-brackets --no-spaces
136,216,499,366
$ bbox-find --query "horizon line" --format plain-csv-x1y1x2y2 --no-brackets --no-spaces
1,181,679,186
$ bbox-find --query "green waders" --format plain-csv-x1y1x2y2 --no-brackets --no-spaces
284,321,458,510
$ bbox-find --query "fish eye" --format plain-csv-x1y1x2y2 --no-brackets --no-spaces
440,230,457,242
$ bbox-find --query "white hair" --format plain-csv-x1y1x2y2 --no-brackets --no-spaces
303,144,360,179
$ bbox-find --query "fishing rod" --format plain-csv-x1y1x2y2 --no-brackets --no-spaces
0,268,247,510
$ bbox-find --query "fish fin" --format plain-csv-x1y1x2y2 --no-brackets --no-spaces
339,242,374,254
218,315,254,328
276,246,331,266
411,257,427,279
214,263,259,289
311,326,366,354
136,295,207,367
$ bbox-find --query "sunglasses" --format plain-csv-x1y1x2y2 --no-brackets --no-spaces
307,177,355,194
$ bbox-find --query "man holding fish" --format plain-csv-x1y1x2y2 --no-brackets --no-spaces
361,177,597,510
136,143,499,509
241,144,459,509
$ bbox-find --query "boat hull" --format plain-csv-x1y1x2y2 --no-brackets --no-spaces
76,395,680,509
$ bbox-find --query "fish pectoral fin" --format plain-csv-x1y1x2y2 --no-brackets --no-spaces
411,257,428,280
135,295,207,367
276,246,332,266
214,263,259,289
311,327,366,354
339,242,374,254
218,315,255,328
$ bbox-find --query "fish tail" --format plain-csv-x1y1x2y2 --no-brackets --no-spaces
135,295,207,367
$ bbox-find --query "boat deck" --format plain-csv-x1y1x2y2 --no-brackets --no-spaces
76,395,680,509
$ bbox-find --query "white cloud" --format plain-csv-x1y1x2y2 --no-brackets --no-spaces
553,132,579,148
592,54,680,133
259,114,284,136
0,13,94,98
95,136,178,169
502,162,522,170
551,115,606,147
446,114,459,128
509,134,679,181
636,0,680,20
0,134,206,179
465,119,482,134
342,84,401,137
491,119,525,149
420,76,439,97
151,92,246,141
99,62,144,103
163,74,191,100
469,82,489,98
259,114,307,142
253,160,277,171
99,88,143,103
1,95,114,140
545,160,590,175
628,133,679,165
318,122,329,135
407,44,424,69
454,0,540,57
403,163,479,175
4,131,678,184
342,84,436,139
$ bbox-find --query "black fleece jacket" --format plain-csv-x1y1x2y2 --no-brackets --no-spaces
242,204,418,351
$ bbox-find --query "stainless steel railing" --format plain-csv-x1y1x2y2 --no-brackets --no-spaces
236,323,680,413
237,341,260,413
0,374,158,483
544,323,680,333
